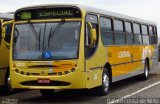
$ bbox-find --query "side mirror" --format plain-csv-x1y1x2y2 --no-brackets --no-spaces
91,28,97,41
86,22,97,48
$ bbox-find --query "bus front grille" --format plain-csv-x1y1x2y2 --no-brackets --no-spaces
20,80,71,86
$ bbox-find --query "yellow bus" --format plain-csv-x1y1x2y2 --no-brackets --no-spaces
0,13,13,92
10,4,159,96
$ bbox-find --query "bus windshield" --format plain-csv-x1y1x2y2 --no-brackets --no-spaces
13,21,81,60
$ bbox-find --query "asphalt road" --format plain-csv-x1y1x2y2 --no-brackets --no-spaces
0,63,160,104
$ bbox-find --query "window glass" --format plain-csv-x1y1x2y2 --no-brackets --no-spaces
133,23,140,34
149,26,154,35
134,34,142,45
115,33,125,45
101,32,114,45
114,19,123,32
151,36,157,44
125,22,132,33
114,19,125,45
154,26,157,35
13,22,81,60
125,22,133,45
126,34,133,45
154,27,158,44
86,14,98,24
143,35,149,45
5,23,13,43
142,25,148,35
100,17,112,31
100,17,114,45
150,26,158,44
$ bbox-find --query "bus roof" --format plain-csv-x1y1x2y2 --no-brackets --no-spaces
15,4,156,26
0,13,14,20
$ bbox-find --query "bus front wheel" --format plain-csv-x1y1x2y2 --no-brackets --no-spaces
40,89,54,97
5,69,14,94
96,69,110,96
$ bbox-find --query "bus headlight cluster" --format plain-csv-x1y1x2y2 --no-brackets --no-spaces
57,68,76,76
14,68,76,76
15,69,30,75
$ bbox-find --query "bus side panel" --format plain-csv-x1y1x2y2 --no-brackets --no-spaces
108,46,144,81
150,45,159,69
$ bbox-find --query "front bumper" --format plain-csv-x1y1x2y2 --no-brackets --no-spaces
11,69,86,89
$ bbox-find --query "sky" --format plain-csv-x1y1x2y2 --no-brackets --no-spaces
0,0,160,37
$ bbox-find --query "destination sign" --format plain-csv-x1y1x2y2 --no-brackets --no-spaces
15,7,81,20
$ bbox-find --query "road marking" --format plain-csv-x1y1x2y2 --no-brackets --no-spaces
108,81,160,104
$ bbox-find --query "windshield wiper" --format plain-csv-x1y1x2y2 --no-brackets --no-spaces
13,27,19,45
28,21,41,50
48,19,65,47
28,22,40,40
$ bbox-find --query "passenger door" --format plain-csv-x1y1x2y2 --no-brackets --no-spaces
85,14,104,88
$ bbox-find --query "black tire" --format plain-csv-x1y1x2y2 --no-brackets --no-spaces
96,69,110,96
40,89,54,97
141,61,149,80
4,69,14,94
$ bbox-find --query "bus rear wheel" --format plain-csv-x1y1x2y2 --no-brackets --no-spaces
40,89,55,97
141,60,149,80
96,69,110,96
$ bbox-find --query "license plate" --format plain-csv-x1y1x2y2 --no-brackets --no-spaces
38,78,50,84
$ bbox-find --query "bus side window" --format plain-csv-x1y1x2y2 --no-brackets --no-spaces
114,19,125,45
4,23,13,43
85,14,99,58
100,17,114,45
153,26,158,44
133,23,142,45
149,26,155,44
125,21,133,45
0,20,2,45
141,25,149,45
